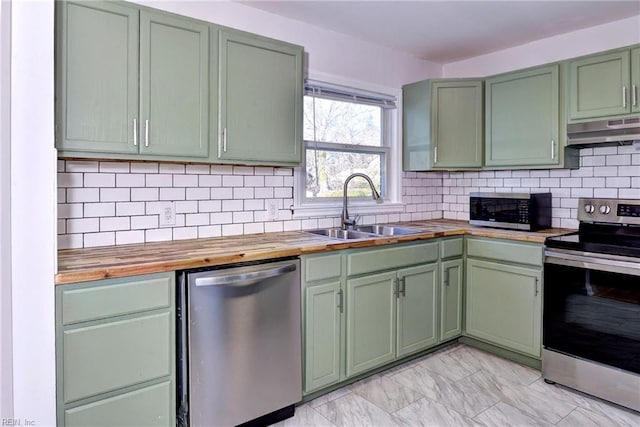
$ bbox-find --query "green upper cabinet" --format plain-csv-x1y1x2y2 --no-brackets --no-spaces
485,64,561,167
402,80,431,171
431,80,483,168
569,49,634,120
139,11,209,158
631,47,640,114
218,30,303,166
56,1,210,161
402,79,483,171
56,1,139,154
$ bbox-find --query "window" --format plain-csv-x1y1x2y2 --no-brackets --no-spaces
302,81,396,205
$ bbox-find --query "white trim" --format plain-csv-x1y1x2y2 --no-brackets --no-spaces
294,70,404,218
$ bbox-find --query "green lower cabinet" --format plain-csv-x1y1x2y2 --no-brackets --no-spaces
303,280,341,394
440,259,463,342
346,271,397,377
56,272,175,426
396,264,438,356
465,258,542,358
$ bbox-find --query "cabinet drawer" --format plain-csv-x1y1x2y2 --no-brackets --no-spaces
304,254,342,282
63,312,172,403
64,381,172,427
347,242,439,276
440,238,463,259
467,238,542,266
61,273,172,325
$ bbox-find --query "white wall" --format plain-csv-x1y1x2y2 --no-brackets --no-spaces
0,0,12,418
134,0,442,87
444,15,640,77
10,0,56,425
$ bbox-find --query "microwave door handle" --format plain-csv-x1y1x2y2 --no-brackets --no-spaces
545,251,640,276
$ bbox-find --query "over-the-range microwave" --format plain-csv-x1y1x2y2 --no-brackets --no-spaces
469,192,552,231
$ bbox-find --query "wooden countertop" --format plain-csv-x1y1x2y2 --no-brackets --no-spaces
56,219,574,285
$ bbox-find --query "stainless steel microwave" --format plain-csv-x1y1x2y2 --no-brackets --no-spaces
469,192,552,231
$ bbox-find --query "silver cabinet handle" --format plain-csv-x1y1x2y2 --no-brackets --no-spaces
222,128,227,152
194,263,297,287
633,84,638,108
623,86,628,109
434,146,438,164
444,268,450,287
400,277,406,297
133,118,138,146
551,139,555,160
144,119,149,147
534,277,539,296
337,289,344,313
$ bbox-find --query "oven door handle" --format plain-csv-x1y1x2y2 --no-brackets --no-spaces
545,250,640,276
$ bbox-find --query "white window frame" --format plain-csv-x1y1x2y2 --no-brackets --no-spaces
293,72,404,218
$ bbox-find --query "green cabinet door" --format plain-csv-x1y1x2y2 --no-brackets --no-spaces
485,64,559,167
396,264,438,357
219,30,303,165
631,47,640,114
304,281,341,394
346,271,396,377
139,11,209,158
569,50,631,120
465,259,542,358
431,80,483,168
402,80,431,171
440,259,463,342
56,1,139,154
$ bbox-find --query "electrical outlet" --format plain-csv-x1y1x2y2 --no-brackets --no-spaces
159,201,176,227
266,200,278,221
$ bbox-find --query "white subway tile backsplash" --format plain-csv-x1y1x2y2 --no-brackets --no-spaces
57,146,637,249
84,232,115,248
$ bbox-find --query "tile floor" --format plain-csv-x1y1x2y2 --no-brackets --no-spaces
274,344,640,427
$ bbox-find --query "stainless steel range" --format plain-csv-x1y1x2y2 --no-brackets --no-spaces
543,198,640,412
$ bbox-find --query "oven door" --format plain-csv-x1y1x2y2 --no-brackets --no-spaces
543,249,640,375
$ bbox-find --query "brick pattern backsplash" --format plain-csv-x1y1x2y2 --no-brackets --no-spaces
57,146,639,249
57,160,442,249
439,146,640,229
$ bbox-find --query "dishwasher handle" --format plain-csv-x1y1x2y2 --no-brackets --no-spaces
194,263,297,287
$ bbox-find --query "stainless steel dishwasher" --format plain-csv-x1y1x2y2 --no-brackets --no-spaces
177,258,302,426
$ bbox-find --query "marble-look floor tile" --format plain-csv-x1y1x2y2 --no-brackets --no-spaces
474,401,552,427
308,386,353,409
351,373,424,413
390,365,499,417
454,346,541,386
464,370,576,424
393,397,484,427
314,393,399,427
557,406,640,427
271,405,336,427
414,346,480,381
529,379,640,426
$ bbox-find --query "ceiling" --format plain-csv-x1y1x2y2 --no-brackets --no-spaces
236,1,640,63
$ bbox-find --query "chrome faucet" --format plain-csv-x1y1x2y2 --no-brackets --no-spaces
341,173,382,230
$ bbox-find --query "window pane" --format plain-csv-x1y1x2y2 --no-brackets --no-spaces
305,149,384,198
304,96,382,146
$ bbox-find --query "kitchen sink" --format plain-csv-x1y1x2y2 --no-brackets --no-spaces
355,224,423,236
305,228,378,240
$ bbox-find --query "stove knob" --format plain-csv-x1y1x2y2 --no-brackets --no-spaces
584,204,595,214
599,205,611,214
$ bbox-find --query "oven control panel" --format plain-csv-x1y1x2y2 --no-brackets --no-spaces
579,198,640,225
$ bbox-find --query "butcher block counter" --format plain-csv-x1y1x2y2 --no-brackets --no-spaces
56,219,573,285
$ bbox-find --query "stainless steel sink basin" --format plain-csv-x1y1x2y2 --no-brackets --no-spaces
305,228,378,240
355,224,422,236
